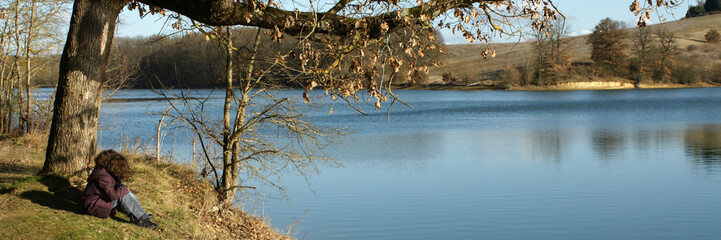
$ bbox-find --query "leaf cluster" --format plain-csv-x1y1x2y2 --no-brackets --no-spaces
630,0,683,26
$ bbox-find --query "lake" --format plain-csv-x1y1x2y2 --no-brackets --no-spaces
88,87,721,239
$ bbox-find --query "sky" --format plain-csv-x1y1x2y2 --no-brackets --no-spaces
115,0,691,45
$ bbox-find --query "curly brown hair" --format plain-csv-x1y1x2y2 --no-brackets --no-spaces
94,149,132,181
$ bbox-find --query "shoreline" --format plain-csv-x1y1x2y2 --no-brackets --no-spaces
395,81,721,91
37,81,720,94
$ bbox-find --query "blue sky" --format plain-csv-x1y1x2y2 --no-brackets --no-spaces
115,0,690,44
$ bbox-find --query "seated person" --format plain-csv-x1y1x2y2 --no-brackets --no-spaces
82,149,158,229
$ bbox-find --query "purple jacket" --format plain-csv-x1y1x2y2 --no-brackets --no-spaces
82,167,129,218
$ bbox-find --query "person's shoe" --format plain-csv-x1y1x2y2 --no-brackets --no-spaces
132,216,158,229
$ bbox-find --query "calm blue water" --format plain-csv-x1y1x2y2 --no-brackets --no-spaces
88,88,721,239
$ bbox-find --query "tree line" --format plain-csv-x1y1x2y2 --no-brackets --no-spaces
31,26,443,89
588,17,721,85
499,16,721,88
686,0,721,18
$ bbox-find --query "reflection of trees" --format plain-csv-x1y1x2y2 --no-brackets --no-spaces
684,125,721,170
330,132,441,167
529,129,564,163
592,130,626,160
633,129,676,152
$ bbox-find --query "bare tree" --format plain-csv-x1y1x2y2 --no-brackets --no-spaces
104,44,140,96
23,0,38,133
530,27,548,86
529,18,571,85
152,23,345,204
0,4,17,134
655,28,676,83
12,0,24,132
633,26,652,85
546,19,572,83
631,0,680,84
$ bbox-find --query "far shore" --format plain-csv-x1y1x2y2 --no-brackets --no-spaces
37,81,721,95
395,80,721,91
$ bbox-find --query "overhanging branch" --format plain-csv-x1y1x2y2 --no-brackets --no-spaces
138,0,504,39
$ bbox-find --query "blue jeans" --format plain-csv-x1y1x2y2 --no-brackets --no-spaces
112,190,149,220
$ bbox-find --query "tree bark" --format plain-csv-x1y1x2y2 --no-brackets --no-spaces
42,0,126,176
220,27,235,203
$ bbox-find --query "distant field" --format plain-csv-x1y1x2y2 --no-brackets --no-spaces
426,13,721,86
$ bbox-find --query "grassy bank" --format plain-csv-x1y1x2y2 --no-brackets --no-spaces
0,134,288,239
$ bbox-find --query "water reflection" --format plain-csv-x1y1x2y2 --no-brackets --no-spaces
329,132,441,168
684,124,721,172
522,126,721,173
634,129,677,152
591,129,626,160
528,129,565,163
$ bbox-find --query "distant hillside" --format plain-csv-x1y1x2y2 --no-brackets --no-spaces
424,13,721,89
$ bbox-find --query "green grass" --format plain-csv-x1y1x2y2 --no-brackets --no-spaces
0,134,289,240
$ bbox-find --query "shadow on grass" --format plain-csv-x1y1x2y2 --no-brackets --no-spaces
18,175,84,214
0,186,11,194
0,161,42,184
110,212,132,223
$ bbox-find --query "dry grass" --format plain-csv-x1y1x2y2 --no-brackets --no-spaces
427,14,721,87
0,134,290,240
0,133,46,185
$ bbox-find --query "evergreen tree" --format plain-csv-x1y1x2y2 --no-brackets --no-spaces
705,0,721,12
686,5,705,18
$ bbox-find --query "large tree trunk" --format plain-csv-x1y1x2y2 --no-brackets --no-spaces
41,0,126,176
